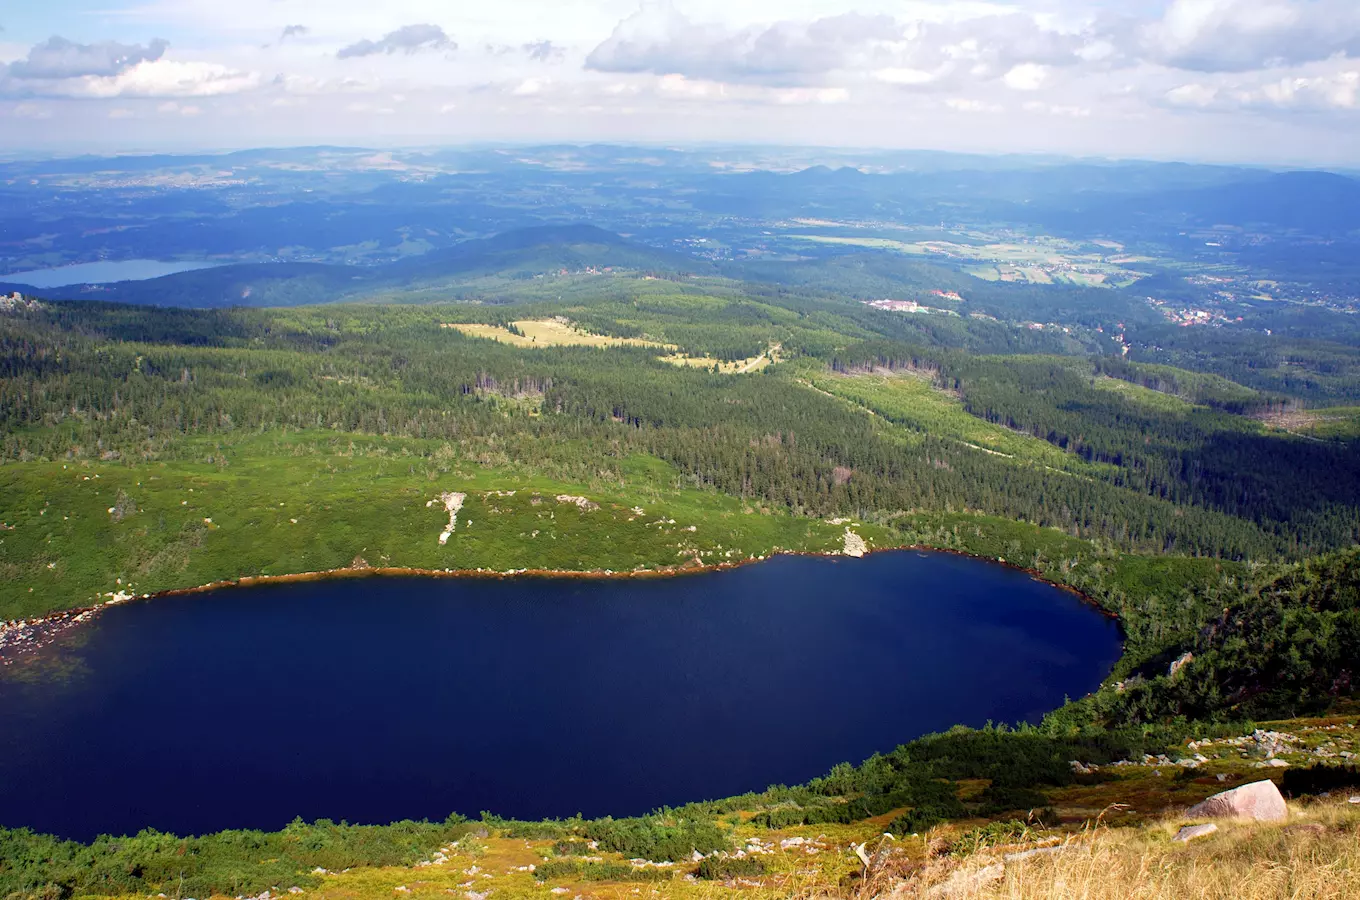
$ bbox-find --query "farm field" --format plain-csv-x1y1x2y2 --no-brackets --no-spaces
787,232,1148,288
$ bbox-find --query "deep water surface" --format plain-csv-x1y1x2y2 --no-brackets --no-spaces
0,552,1121,840
7,259,218,287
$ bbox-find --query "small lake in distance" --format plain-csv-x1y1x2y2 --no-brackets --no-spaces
6,259,219,288
0,551,1121,841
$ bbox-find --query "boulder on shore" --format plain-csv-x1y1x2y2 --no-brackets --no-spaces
1184,779,1288,823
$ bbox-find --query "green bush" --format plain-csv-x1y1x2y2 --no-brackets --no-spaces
0,816,475,899
583,816,728,862
977,784,1049,815
552,839,591,856
533,860,671,883
694,856,766,880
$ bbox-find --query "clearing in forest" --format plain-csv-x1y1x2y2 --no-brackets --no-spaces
1258,405,1360,440
808,366,1109,475
660,343,783,374
442,318,671,349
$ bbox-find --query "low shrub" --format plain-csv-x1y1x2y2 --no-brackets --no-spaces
694,856,766,880
552,839,591,856
534,860,671,883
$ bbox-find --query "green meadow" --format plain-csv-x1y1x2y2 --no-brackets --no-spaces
0,432,884,621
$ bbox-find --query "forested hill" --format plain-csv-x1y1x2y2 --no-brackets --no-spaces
4,288,1360,578
0,225,704,309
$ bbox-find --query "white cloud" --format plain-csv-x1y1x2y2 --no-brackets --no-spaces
657,73,728,99
945,96,1000,112
158,100,203,115
874,67,944,86
1024,100,1090,117
511,77,549,96
1139,0,1360,72
7,36,169,80
2,1,1360,164
338,24,454,59
773,86,849,104
1165,82,1220,108
1258,71,1360,109
1002,63,1048,91
345,101,396,114
20,59,261,99
274,73,380,96
1164,62,1360,112
585,2,937,85
9,102,53,119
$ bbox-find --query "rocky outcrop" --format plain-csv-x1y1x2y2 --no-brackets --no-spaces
1168,651,1194,678
1184,779,1288,823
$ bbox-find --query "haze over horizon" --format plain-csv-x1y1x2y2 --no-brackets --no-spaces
0,1,1358,166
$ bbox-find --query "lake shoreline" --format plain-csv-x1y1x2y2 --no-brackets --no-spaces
0,543,1117,666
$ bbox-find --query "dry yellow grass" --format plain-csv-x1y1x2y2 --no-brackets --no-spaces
890,799,1360,900
442,319,670,349
660,343,782,374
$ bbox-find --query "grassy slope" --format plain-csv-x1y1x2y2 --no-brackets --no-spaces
0,432,885,621
1090,375,1199,413
798,364,1115,477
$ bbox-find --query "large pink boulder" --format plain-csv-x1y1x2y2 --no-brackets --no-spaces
1184,779,1288,823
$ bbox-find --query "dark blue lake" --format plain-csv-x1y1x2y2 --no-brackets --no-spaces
0,551,1121,841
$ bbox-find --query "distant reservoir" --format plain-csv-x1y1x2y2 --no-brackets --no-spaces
0,551,1121,840
5,259,218,288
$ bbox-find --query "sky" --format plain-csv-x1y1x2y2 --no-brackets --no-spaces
0,0,1358,165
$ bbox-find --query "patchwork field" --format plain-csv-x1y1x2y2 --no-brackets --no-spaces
787,232,1147,289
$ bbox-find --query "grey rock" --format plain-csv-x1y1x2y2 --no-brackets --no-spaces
1184,779,1288,823
1173,823,1218,842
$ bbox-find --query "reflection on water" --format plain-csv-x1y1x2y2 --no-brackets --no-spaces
7,259,219,288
